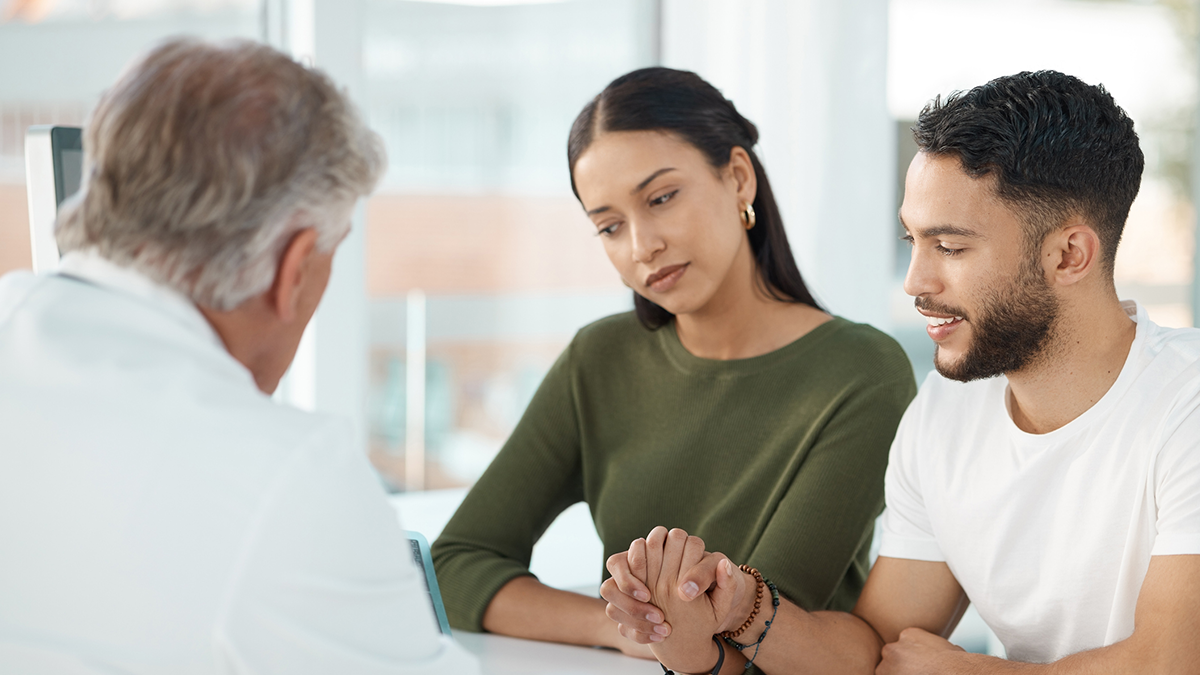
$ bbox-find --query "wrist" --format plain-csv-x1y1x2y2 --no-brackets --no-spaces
718,567,762,636
595,601,625,650
657,635,723,675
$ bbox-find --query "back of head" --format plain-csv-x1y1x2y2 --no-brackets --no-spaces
56,37,386,311
913,70,1144,275
568,66,819,329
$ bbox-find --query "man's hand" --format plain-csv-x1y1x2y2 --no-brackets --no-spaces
877,627,967,675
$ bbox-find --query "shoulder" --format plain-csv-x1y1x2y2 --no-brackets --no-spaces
572,310,647,343
563,310,654,361
1141,323,1200,378
812,317,916,386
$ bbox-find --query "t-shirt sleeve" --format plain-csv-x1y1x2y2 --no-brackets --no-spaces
431,342,585,631
878,381,946,562
1151,396,1200,556
216,421,479,675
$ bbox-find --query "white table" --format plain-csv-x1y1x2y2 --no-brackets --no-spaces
455,631,662,674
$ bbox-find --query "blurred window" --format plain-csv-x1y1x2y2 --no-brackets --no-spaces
362,0,659,490
0,0,260,274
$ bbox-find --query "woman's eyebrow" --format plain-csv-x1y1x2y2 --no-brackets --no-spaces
634,167,676,193
585,167,678,216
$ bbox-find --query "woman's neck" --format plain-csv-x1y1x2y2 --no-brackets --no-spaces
673,253,830,361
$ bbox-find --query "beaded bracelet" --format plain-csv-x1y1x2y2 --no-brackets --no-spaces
718,565,765,640
723,577,780,671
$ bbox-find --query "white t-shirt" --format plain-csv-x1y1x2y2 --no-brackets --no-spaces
0,252,479,674
879,301,1200,664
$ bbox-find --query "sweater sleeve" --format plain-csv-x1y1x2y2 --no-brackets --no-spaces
743,367,916,613
432,342,586,631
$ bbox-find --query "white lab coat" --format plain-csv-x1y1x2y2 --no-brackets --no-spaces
0,251,478,675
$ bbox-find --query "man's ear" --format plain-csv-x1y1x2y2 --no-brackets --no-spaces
1045,217,1102,287
269,227,319,323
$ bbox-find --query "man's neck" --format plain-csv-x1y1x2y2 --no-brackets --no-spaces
1006,298,1137,434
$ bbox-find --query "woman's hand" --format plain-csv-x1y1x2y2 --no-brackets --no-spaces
601,538,672,644
602,527,751,645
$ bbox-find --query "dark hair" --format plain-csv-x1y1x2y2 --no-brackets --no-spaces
914,70,1144,274
567,67,821,330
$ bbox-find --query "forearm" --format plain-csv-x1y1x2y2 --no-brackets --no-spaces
747,604,883,675
933,639,1177,675
482,576,621,649
654,598,881,675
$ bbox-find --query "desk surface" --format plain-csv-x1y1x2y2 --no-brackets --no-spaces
456,631,662,674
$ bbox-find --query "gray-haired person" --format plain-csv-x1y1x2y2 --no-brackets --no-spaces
0,38,478,674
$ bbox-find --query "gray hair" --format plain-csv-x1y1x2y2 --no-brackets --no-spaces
56,37,386,310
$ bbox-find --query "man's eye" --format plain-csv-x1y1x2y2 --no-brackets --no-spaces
936,244,964,256
900,234,914,246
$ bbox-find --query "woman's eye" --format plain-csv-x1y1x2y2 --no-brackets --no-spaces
596,222,620,237
649,190,678,207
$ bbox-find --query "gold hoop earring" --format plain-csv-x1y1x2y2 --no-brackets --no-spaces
742,203,756,230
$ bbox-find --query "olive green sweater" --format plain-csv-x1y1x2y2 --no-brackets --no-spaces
433,312,916,640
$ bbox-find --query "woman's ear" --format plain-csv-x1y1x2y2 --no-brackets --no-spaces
728,146,757,206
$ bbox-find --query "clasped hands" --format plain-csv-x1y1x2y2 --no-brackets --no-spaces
601,527,970,675
600,526,753,673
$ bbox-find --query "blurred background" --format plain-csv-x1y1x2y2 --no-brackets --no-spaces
6,0,1194,493
3,0,1195,654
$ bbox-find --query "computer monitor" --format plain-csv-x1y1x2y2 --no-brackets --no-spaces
25,126,83,273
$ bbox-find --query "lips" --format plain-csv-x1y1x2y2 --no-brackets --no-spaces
645,263,689,292
918,310,965,341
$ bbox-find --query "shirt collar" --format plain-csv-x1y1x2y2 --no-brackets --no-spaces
56,250,225,351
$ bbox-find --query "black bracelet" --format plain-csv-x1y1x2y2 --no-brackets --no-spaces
660,634,725,675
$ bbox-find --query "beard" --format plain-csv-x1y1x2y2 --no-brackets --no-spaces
921,261,1060,382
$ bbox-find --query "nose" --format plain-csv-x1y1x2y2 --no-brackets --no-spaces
629,219,665,264
903,245,942,299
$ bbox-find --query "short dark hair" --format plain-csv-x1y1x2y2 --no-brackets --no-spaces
568,67,821,330
913,70,1144,274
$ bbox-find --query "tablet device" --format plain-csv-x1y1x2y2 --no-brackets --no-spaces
406,530,452,635
24,125,83,273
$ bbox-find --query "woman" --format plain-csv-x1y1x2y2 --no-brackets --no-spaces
431,67,915,663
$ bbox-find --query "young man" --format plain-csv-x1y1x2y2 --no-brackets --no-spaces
600,71,1200,674
0,39,477,674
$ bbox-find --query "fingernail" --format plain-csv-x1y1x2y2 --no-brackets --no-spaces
682,582,699,599
647,611,662,623
650,634,663,642
654,624,670,636
634,590,650,602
